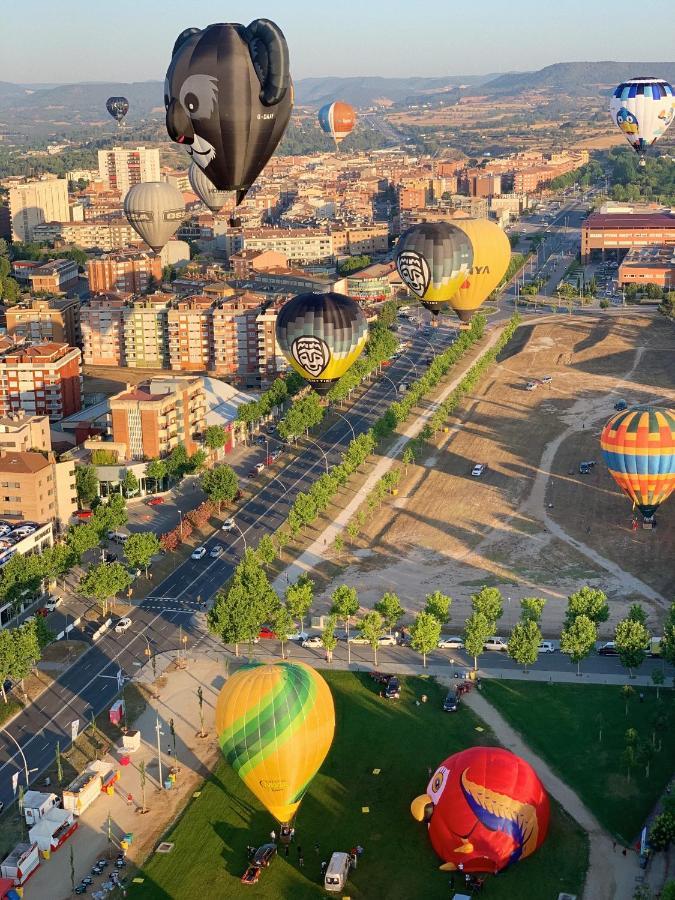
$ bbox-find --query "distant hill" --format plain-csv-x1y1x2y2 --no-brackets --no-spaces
476,61,675,96
293,75,494,108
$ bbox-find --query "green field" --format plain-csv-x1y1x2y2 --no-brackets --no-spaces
481,680,675,842
131,673,587,899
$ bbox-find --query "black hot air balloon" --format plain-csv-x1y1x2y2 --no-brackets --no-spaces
164,21,293,211
106,96,129,125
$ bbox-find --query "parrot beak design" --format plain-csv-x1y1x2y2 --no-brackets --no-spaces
411,793,434,823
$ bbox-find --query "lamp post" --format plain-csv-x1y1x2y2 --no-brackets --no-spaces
155,716,165,789
306,439,329,475
178,509,183,538
2,729,36,787
331,409,355,442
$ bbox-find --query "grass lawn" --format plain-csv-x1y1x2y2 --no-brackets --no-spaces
131,673,587,899
481,680,675,843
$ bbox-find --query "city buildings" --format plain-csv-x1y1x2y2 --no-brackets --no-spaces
0,450,77,530
28,259,79,294
230,249,289,279
97,146,161,197
243,227,334,265
123,295,171,369
32,219,140,252
7,176,70,242
0,523,55,623
581,209,675,262
4,297,82,348
0,341,82,422
108,376,206,460
618,245,675,288
80,293,129,367
0,411,51,454
340,261,398,303
86,250,162,294
167,294,216,372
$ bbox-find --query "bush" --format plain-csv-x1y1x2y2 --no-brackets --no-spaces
599,299,609,309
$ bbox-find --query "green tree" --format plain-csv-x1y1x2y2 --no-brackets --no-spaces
139,759,148,813
330,585,359,642
565,586,609,627
507,619,541,672
359,611,386,666
124,532,160,577
204,425,227,452
471,586,503,630
628,603,647,625
201,464,238,511
402,445,415,474
12,622,41,694
166,444,189,481
333,534,345,558
75,464,98,506
375,592,404,636
273,605,295,659
66,522,100,559
55,740,63,785
145,459,167,492
663,602,675,667
79,562,131,616
464,611,492,671
424,591,452,625
189,449,208,473
0,629,15,703
121,470,139,498
651,669,665,700
621,683,636,717
520,597,546,622
255,535,277,568
560,614,597,675
638,740,654,779
321,615,338,663
410,611,441,668
615,616,650,678
285,574,314,633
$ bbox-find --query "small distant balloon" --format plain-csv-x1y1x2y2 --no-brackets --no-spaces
123,182,186,252
106,96,129,125
609,77,675,166
318,101,356,149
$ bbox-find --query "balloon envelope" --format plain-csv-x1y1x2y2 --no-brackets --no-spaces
411,746,549,874
165,20,293,204
215,661,335,824
452,219,511,321
106,96,129,124
188,162,229,214
276,291,368,393
394,222,473,315
600,405,675,519
609,77,675,157
123,182,186,252
318,101,356,146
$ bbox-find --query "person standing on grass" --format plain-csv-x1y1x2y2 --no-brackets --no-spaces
298,849,304,867
270,829,276,842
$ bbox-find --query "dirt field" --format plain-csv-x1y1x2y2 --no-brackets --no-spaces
316,313,674,637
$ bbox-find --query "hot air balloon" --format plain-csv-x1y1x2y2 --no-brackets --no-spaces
276,292,368,393
394,222,473,315
106,96,129,125
452,218,511,322
164,20,293,208
215,661,335,824
411,747,549,874
123,182,186,252
600,405,675,522
188,162,229,214
318,101,356,149
609,77,675,166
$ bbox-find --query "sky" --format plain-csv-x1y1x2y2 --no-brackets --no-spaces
2,0,674,84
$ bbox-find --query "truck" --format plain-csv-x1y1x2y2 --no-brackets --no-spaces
0,842,40,886
62,770,102,816
22,791,59,826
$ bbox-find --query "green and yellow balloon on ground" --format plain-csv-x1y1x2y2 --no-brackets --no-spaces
276,291,368,393
215,661,335,824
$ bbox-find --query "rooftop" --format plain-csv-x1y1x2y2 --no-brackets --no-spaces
583,212,675,229
0,451,49,474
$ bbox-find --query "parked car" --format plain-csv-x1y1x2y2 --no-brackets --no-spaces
438,636,464,650
301,635,324,649
75,509,93,520
537,641,556,654
258,626,277,640
598,641,618,656
146,497,164,506
525,381,538,391
484,636,508,651
255,435,267,446
378,634,397,647
288,631,309,643
348,634,370,644
614,399,628,411
579,462,591,475
209,545,224,558
248,462,265,477
442,692,459,712
382,677,401,700
471,463,487,477
270,449,282,461
44,595,62,612
191,546,207,560
540,375,553,384
221,518,235,532
252,843,277,868
115,617,132,634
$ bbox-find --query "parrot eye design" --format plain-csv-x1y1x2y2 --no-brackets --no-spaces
428,766,448,802
397,251,430,298
291,336,330,378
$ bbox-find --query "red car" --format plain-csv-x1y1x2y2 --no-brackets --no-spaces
75,509,93,520
36,608,49,618
146,497,164,507
258,626,277,640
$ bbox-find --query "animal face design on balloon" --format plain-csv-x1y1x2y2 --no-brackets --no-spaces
616,107,639,136
397,251,431,298
291,336,330,378
411,748,549,874
166,72,219,169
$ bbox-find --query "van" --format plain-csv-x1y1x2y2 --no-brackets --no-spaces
525,381,538,391
324,852,351,892
107,531,129,544
398,383,409,394
648,637,663,658
484,636,508,652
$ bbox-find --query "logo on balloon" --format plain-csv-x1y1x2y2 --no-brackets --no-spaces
397,251,431,298
292,336,330,378
260,779,288,791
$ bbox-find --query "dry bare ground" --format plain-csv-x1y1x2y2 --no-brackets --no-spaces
315,313,674,637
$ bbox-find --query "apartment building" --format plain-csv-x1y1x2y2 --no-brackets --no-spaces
28,259,79,294
123,295,171,369
0,341,82,422
167,295,215,371
5,296,82,347
256,299,287,384
581,210,675,262
109,376,206,460
0,450,76,529
7,176,69,242
212,295,267,384
230,249,289,279
97,146,161,198
81,293,129,367
0,411,51,453
32,219,140,252
243,228,334,264
87,250,162,294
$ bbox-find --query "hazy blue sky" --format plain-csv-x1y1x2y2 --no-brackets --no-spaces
2,0,674,83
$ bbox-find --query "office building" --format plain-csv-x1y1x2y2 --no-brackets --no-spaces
87,250,162,294
8,176,70,242
581,210,675,262
109,376,206,460
0,341,82,422
5,297,81,348
97,146,161,198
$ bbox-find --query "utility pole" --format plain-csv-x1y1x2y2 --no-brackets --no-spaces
155,716,164,789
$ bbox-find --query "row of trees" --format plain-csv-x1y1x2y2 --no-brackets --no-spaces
235,373,305,430
79,530,162,616
0,619,50,703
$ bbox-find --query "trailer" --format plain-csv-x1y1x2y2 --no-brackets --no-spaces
0,842,40,887
22,791,60,826
87,760,120,796
29,809,77,855
62,770,102,816
0,876,20,900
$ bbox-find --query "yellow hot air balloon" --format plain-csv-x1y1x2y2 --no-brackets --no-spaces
452,219,511,322
215,661,335,824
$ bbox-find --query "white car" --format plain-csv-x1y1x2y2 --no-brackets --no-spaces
301,635,324,649
348,634,371,644
288,631,309,643
115,617,132,634
538,641,556,653
438,636,464,650
378,634,397,647
191,547,207,560
44,595,62,612
471,463,487,477
221,518,235,532
209,545,224,558
484,636,508,651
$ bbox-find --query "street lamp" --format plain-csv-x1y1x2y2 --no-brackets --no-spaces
331,408,355,442
306,439,329,475
155,716,165,789
178,509,183,538
2,729,37,787
450,657,455,679
232,520,248,553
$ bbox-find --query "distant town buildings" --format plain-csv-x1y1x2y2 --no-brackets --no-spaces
0,450,76,529
4,296,82,347
618,245,675,288
32,219,140,252
0,411,51,454
27,259,78,294
97,146,161,198
7,176,70,242
581,208,675,262
0,341,82,422
86,250,162,294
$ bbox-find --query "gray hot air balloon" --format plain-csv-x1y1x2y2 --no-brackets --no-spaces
188,162,229,214
123,182,186,252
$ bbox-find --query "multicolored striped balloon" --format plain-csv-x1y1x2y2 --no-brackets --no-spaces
600,405,675,519
215,661,335,824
